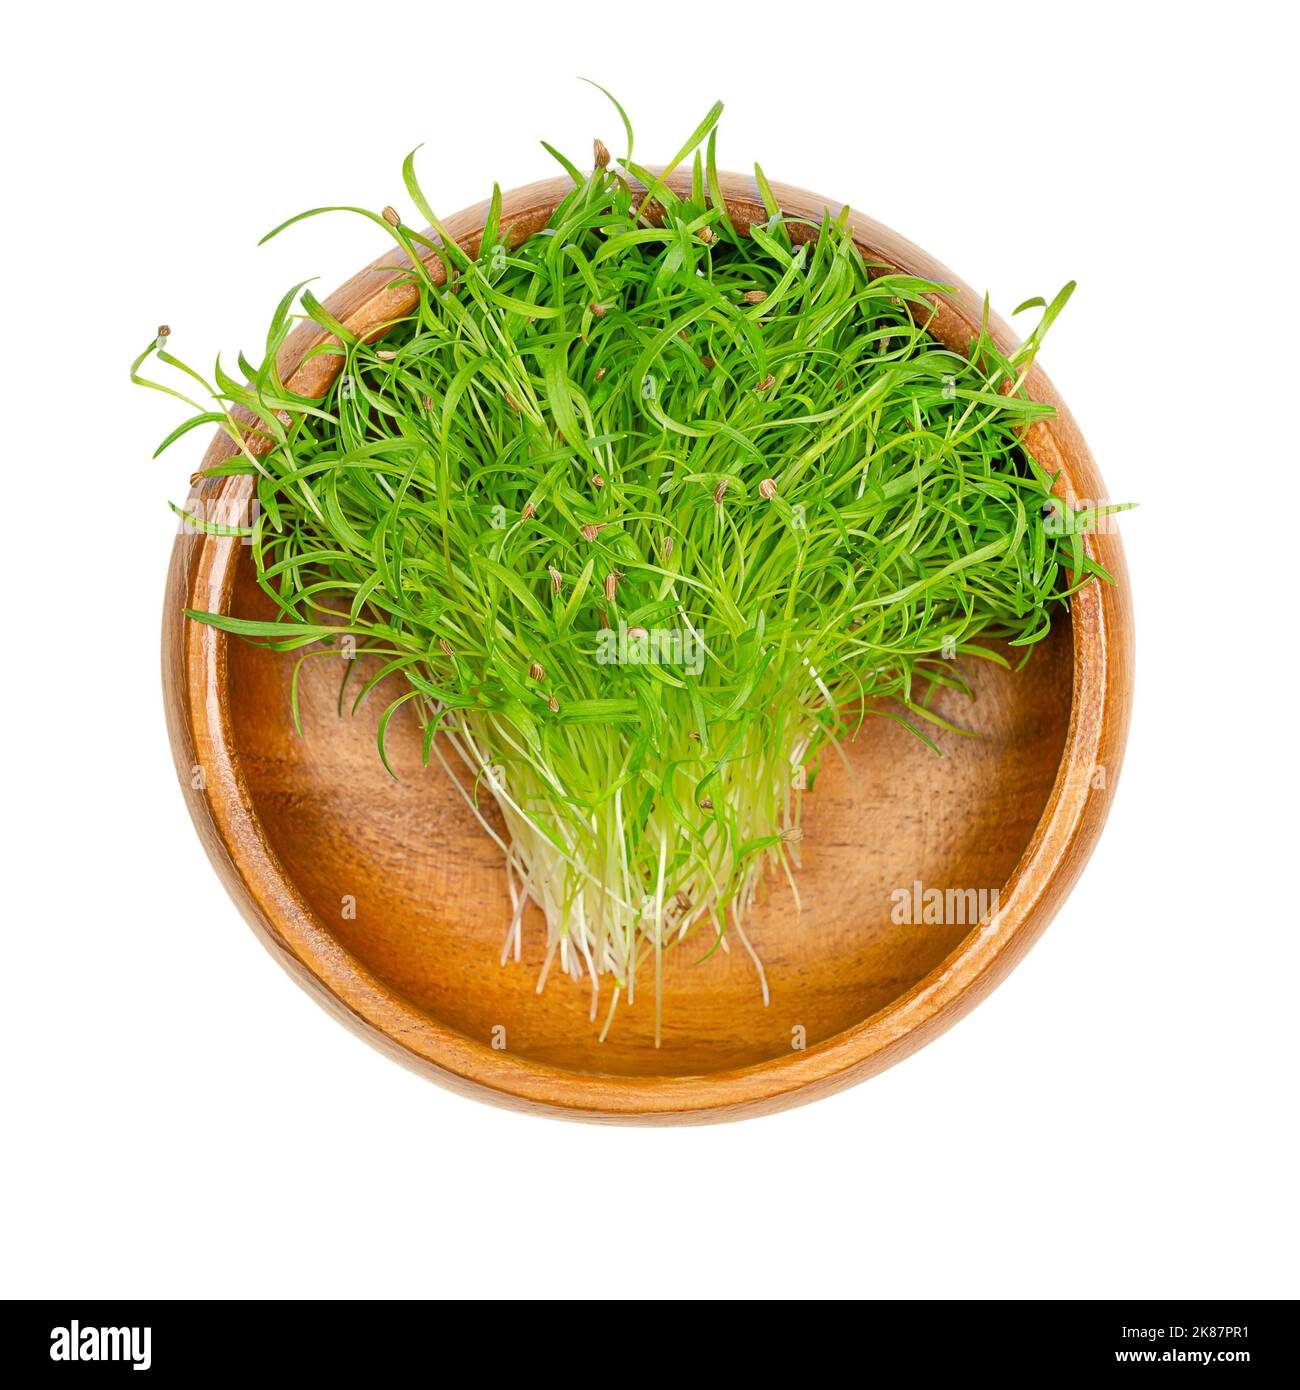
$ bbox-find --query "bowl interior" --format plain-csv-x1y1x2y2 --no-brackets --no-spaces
227,557,1072,1079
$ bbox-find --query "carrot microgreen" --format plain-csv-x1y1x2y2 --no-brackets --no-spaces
139,97,1118,1041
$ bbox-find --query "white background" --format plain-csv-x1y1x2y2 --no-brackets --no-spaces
3,0,1295,1300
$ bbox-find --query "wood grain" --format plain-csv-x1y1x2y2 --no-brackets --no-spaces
162,170,1134,1122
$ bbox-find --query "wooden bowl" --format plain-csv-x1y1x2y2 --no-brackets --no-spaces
163,171,1133,1122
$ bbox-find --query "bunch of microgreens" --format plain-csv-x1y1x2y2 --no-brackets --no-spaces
135,92,1116,1043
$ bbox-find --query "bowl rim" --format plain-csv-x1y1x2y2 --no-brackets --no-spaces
162,168,1134,1123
